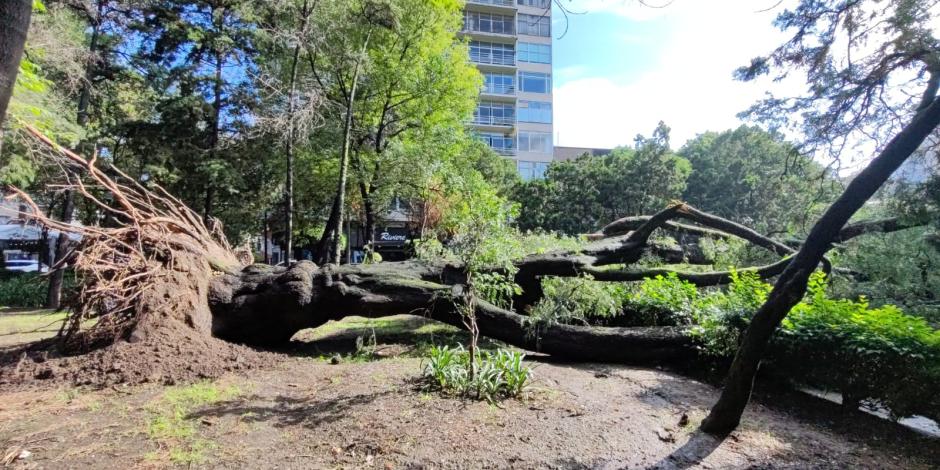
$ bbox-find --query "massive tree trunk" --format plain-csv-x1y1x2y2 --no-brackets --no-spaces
0,0,32,131
700,88,940,436
207,260,695,362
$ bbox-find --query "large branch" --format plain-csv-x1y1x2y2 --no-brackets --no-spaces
509,204,798,309
833,217,925,242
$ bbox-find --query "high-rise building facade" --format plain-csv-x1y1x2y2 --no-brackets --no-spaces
462,0,553,180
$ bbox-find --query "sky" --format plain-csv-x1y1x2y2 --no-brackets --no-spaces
551,0,799,150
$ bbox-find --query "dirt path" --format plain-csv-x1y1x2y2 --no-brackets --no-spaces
1,352,936,469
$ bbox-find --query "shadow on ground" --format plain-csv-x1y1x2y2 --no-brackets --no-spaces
188,389,397,429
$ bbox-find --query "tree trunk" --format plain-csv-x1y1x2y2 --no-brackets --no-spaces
283,0,310,265
359,180,376,260
700,93,940,436
204,7,225,223
315,194,341,263
46,191,75,309
283,43,300,264
317,31,372,265
207,260,696,363
0,0,32,130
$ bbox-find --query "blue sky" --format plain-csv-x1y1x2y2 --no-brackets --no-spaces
550,0,796,149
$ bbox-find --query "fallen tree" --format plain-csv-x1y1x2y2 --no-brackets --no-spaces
0,124,923,387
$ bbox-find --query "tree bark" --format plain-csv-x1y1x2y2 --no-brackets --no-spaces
700,93,940,436
282,0,310,265
207,260,696,362
359,179,376,260
316,31,372,265
0,0,32,130
46,191,74,309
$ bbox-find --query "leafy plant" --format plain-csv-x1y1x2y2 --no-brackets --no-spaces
473,272,521,310
0,271,77,308
530,275,627,326
773,273,940,419
625,272,700,325
422,345,531,402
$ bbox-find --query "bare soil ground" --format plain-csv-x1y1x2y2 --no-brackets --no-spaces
0,314,937,469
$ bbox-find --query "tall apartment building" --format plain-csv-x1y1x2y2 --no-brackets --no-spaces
461,0,553,180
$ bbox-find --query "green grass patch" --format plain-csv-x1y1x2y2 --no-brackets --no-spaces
0,308,65,346
145,381,241,465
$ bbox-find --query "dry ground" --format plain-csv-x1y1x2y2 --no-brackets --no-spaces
0,313,937,469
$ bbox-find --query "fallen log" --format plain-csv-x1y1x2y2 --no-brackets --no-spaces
208,260,696,362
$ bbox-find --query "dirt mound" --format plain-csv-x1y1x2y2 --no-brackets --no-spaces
0,254,278,389
0,323,278,390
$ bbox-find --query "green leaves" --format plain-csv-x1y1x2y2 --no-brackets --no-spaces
422,345,531,402
514,123,690,235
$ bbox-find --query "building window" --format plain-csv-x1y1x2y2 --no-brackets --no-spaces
518,71,551,93
517,160,549,180
517,13,550,37
469,41,515,66
517,0,551,7
518,100,552,123
477,132,515,155
483,73,514,95
517,131,552,153
518,42,551,64
464,11,514,35
473,101,515,126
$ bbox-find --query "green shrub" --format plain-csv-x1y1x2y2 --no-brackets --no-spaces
773,273,940,419
690,270,772,356
422,345,531,402
0,271,78,308
529,275,627,326
0,273,50,307
686,270,940,420
625,272,700,325
473,272,521,310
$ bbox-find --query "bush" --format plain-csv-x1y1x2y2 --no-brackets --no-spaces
423,345,531,402
625,272,700,325
773,274,940,419
690,270,772,356
686,271,940,420
529,275,627,326
0,271,78,308
0,272,49,307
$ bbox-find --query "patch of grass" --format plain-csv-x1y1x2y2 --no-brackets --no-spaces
145,381,241,465
0,308,65,346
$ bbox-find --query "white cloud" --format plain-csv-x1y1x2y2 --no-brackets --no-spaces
554,65,589,82
554,1,804,148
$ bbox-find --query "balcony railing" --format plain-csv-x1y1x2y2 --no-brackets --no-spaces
467,0,515,7
471,115,515,127
462,25,515,36
483,84,515,95
470,51,515,66
492,147,517,156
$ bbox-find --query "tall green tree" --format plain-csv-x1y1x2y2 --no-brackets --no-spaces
125,0,258,222
514,122,690,234
680,125,836,234
703,0,940,435
306,0,397,264
348,0,479,257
